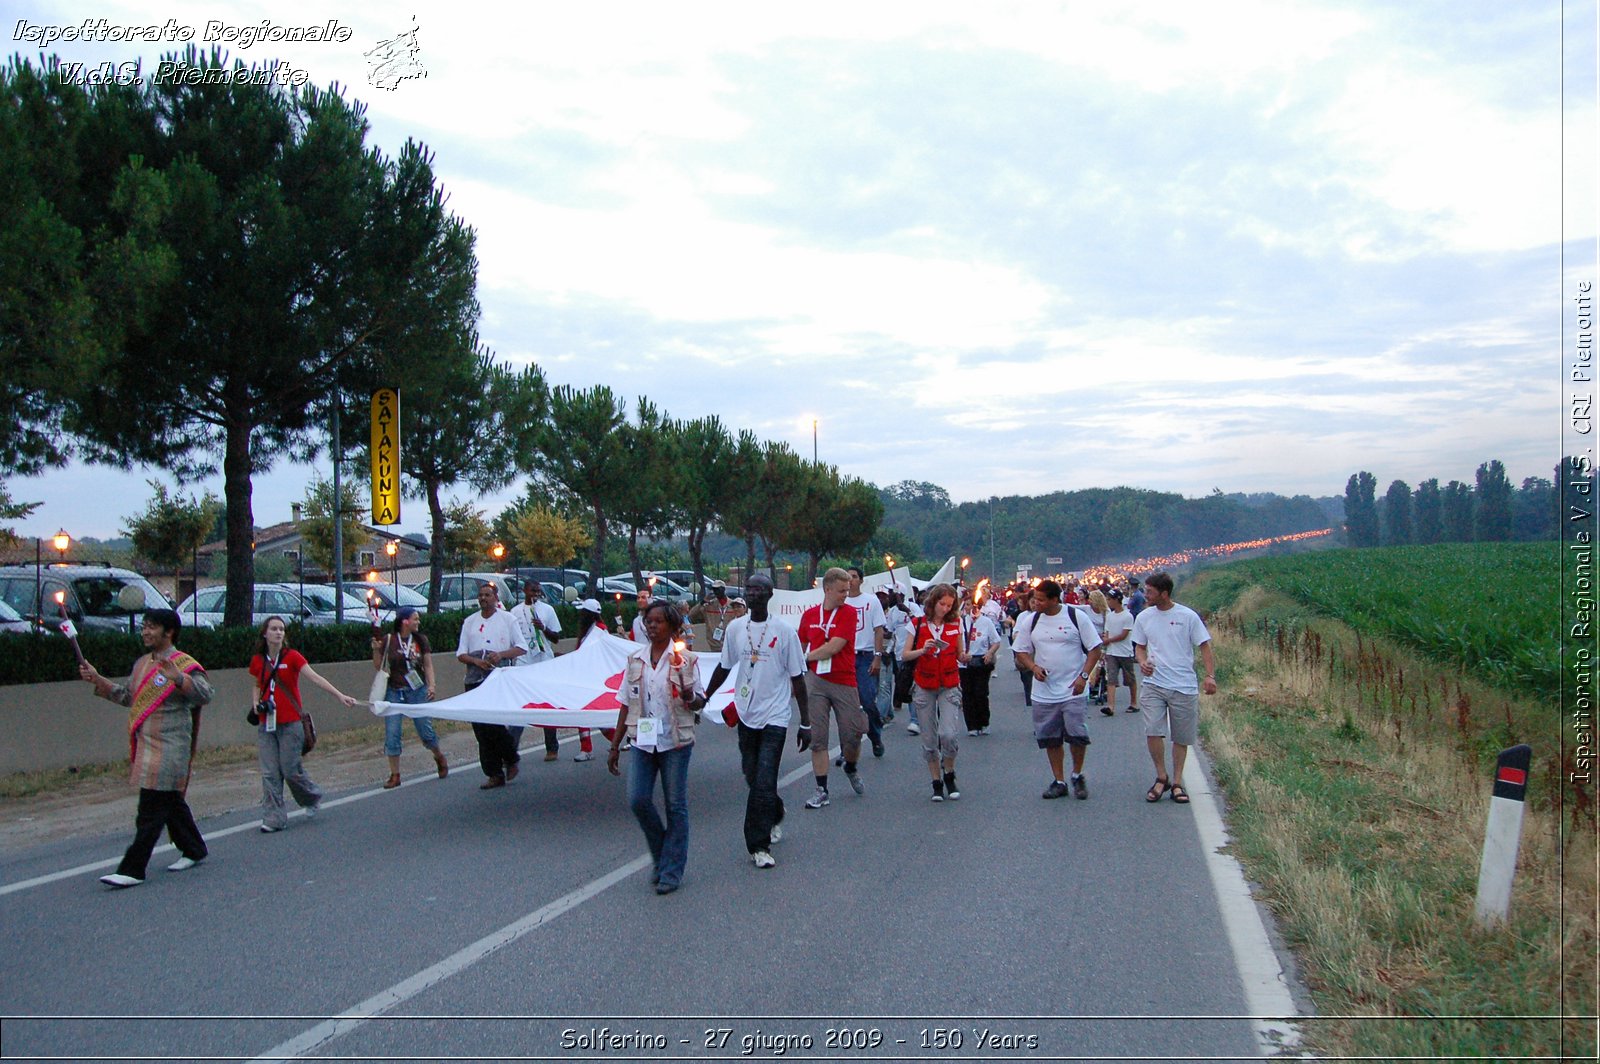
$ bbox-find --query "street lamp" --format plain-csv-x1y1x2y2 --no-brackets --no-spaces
812,418,818,464
385,539,399,603
34,528,71,632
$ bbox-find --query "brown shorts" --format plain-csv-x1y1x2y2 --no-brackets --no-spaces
804,672,867,762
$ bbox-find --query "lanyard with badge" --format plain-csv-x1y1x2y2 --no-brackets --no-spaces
633,647,674,750
399,635,425,691
814,608,845,677
736,620,770,711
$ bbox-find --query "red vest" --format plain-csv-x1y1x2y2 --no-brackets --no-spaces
912,620,960,689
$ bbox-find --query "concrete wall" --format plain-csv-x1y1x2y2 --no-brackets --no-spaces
0,628,710,776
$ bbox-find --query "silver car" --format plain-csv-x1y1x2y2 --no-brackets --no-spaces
407,572,521,612
176,582,386,629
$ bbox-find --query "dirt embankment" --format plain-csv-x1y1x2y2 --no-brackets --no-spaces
1,723,495,851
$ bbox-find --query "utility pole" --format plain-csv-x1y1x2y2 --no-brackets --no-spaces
331,378,344,623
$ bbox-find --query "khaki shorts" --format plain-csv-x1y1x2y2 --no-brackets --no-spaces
1142,684,1199,746
804,672,867,762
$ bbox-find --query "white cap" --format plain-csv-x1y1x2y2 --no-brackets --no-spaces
578,598,603,614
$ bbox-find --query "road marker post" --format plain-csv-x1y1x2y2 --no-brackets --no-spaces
1474,743,1532,928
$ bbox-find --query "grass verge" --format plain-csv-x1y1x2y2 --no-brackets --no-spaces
1194,580,1596,1061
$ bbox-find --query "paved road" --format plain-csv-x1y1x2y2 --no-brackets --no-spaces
2,655,1291,1062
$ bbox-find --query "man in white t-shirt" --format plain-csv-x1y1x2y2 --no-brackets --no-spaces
512,582,562,666
1131,571,1216,806
455,583,527,789
1012,579,1102,801
845,566,888,757
512,582,568,760
1101,588,1138,715
705,573,809,869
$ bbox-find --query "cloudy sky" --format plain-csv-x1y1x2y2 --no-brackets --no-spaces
9,0,1596,541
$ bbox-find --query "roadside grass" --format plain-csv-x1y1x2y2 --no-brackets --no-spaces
0,719,478,800
1195,581,1595,1061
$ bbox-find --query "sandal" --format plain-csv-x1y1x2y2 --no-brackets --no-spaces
1169,783,1190,804
383,773,402,790
1146,777,1171,803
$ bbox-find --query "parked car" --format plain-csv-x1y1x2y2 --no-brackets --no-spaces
175,582,386,629
0,564,174,633
596,573,695,605
354,580,431,614
0,598,37,635
508,566,592,600
406,572,522,612
651,570,732,597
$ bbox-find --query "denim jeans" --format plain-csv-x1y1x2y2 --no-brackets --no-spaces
737,722,786,853
628,743,693,888
383,684,440,756
854,650,883,744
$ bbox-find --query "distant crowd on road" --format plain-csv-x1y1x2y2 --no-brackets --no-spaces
76,567,1216,895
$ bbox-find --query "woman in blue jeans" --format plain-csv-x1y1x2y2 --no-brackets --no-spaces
371,607,448,788
607,601,705,894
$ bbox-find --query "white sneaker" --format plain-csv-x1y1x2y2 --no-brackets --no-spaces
906,723,921,735
166,856,204,872
803,786,830,809
99,873,142,888
769,824,783,845
751,850,776,869
967,729,979,736
574,751,594,762
301,803,318,819
259,823,282,833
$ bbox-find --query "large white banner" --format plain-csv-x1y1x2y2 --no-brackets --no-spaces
766,556,956,621
371,629,739,729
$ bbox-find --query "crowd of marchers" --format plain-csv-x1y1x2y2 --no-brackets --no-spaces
76,567,1216,894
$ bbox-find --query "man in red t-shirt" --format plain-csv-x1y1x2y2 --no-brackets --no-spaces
796,567,869,808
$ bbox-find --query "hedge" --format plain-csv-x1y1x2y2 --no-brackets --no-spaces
0,602,617,687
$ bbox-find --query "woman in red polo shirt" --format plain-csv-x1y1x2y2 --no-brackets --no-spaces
900,583,968,802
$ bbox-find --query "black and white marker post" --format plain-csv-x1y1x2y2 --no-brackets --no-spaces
1474,743,1532,928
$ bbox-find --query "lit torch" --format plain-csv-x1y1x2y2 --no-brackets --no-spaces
54,590,86,667
669,639,688,701
974,577,990,607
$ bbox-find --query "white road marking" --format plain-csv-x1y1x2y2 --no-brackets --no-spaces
0,735,588,897
1188,747,1305,1056
246,753,826,1061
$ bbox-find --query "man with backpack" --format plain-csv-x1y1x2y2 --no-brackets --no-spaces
1011,579,1103,800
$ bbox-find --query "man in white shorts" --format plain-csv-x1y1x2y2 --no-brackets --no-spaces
1131,571,1217,806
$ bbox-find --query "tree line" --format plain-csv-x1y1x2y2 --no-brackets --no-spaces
0,49,880,625
1341,460,1566,548
872,480,1335,577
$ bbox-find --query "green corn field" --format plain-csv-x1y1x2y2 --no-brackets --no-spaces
1193,542,1562,700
